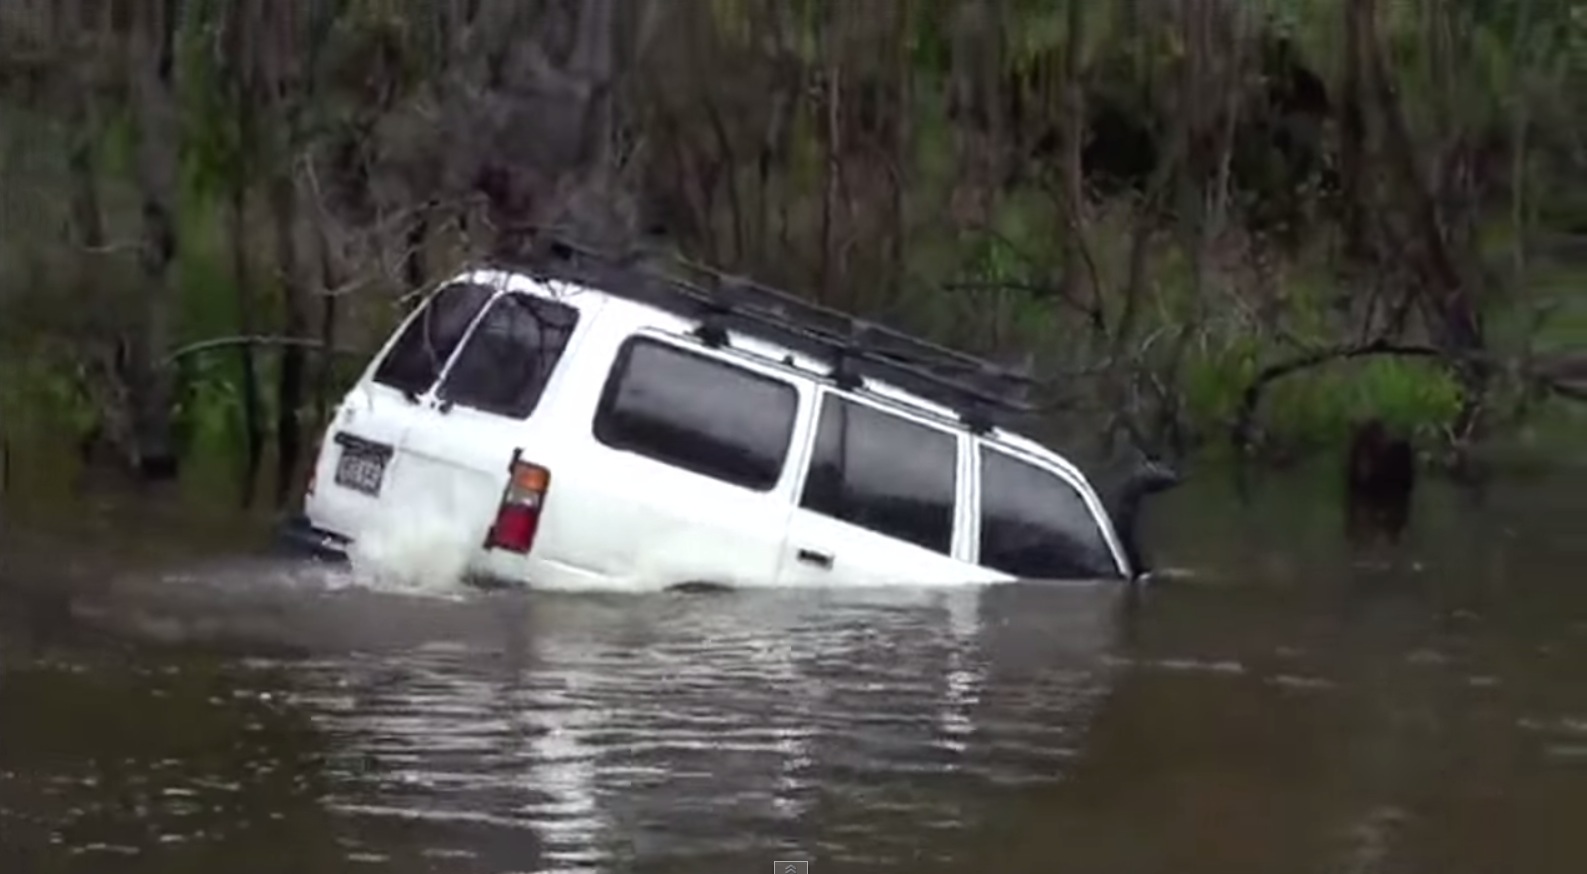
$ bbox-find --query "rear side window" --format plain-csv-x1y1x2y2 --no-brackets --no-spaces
800,396,958,556
436,294,579,418
373,281,495,396
979,448,1120,579
593,338,798,491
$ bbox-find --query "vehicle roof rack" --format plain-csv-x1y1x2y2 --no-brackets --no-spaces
492,235,1044,433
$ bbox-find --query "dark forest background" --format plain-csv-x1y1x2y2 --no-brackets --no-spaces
0,0,1583,511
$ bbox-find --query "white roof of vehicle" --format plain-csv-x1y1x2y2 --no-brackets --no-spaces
451,267,1089,481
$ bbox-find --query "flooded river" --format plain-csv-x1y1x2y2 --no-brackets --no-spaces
0,465,1584,873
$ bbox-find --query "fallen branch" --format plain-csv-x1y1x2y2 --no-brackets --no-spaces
79,240,144,255
1229,338,1444,450
162,335,366,368
317,273,381,299
1541,376,1587,404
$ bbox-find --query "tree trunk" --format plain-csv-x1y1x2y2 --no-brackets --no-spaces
65,84,105,310
63,82,120,475
1059,0,1096,338
1357,0,1490,440
1340,0,1371,262
127,0,183,480
819,21,841,305
888,1,912,303
403,206,429,291
270,172,307,507
312,220,340,435
224,0,263,506
464,0,625,256
230,175,262,507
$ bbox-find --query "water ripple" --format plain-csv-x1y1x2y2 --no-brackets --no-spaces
259,584,1124,869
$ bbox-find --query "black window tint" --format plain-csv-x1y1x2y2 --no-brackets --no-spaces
800,396,958,556
437,294,579,418
979,449,1119,579
373,282,495,395
593,338,797,491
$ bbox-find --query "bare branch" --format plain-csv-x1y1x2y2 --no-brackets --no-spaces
79,240,142,255
1543,378,1587,404
320,274,380,299
162,335,364,368
1230,339,1447,449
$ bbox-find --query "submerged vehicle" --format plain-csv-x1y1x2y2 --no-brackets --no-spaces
279,238,1177,591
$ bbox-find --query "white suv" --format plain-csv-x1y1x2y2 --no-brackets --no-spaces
281,241,1174,591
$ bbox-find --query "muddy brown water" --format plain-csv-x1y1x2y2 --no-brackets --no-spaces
0,464,1584,874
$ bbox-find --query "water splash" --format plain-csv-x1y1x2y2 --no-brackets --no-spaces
344,488,480,599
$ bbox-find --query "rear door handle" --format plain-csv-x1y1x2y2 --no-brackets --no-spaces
796,548,834,569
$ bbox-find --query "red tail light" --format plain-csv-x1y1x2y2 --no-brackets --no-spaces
484,452,551,554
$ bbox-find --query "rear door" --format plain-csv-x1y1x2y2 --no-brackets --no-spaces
308,279,496,539
376,286,592,549
775,391,1001,587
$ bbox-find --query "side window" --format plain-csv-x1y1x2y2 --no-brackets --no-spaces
979,448,1120,580
800,396,958,556
593,338,798,491
436,294,579,419
373,281,495,396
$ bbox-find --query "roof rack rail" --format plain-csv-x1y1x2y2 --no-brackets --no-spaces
495,235,1043,432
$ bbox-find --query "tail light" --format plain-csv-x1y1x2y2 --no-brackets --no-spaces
484,451,551,554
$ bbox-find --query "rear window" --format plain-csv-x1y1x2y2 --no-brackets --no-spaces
592,338,798,491
800,395,959,556
979,448,1120,579
373,281,495,396
436,294,580,419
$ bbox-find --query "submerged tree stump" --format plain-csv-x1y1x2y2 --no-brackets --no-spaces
1344,418,1416,547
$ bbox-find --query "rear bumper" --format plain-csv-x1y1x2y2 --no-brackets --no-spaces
273,513,352,564
271,515,630,591
272,513,543,590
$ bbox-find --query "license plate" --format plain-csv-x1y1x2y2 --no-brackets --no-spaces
333,437,392,496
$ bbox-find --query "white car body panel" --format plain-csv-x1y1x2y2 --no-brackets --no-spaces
299,266,1133,592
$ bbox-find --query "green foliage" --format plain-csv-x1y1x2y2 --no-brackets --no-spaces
174,353,248,457
174,191,235,334
0,353,94,441
1172,334,1466,453
1,0,1582,484
1270,358,1461,446
1180,334,1262,435
96,112,139,180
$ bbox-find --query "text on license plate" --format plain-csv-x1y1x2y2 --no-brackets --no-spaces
334,444,390,496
